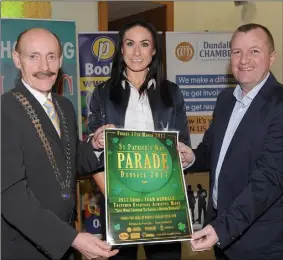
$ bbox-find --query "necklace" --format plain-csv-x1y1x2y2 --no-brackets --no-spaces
12,91,73,200
53,99,72,200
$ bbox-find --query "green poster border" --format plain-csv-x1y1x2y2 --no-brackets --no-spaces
104,128,193,245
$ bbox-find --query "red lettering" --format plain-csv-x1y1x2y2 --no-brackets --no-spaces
56,74,73,96
0,76,4,94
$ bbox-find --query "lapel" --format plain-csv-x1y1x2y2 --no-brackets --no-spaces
148,87,164,130
224,73,279,160
14,81,62,146
212,91,236,168
52,94,68,151
111,85,130,127
112,81,163,129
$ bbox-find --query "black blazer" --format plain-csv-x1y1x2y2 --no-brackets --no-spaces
189,73,283,259
88,80,191,146
1,81,100,259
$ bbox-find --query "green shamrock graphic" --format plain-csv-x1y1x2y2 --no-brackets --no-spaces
178,222,186,232
113,187,123,196
112,137,119,144
114,224,120,231
166,139,173,147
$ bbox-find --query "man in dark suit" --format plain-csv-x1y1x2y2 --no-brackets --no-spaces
196,184,207,224
1,28,118,259
184,23,283,259
187,185,196,223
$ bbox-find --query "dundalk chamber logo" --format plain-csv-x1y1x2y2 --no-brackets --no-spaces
175,42,194,62
92,36,116,61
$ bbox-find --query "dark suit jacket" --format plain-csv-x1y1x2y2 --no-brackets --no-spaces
189,73,283,259
1,81,100,259
88,80,191,146
87,79,190,257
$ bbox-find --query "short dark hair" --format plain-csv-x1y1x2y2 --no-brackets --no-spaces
107,20,172,106
235,23,275,52
15,28,63,55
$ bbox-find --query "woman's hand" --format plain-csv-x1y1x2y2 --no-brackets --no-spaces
91,124,116,149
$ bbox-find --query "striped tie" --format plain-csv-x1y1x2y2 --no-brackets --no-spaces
43,98,61,137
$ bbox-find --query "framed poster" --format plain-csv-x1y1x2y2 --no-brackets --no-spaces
104,128,193,245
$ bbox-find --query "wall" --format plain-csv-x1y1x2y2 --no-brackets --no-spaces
109,6,166,31
51,1,98,136
174,1,283,83
50,1,283,82
49,1,282,134
52,1,98,32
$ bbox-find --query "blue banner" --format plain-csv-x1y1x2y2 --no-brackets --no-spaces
78,32,118,140
176,74,236,86
0,18,78,116
78,32,118,238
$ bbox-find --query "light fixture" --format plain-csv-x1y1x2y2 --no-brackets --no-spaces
234,1,248,6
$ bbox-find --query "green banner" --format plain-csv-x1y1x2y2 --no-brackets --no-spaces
1,18,78,117
105,129,193,245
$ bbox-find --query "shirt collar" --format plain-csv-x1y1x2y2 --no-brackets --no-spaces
21,78,52,106
121,70,156,90
233,72,270,107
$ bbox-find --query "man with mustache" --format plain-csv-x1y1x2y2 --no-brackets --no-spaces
33,70,56,78
1,28,118,259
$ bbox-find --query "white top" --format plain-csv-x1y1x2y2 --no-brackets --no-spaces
21,79,52,117
122,78,156,131
212,72,269,208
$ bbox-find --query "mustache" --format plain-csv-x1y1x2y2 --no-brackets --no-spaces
33,71,56,78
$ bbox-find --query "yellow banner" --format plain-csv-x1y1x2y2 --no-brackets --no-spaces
80,77,109,91
188,115,212,134
1,1,51,19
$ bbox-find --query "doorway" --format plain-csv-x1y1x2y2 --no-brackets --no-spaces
98,1,173,75
98,1,174,31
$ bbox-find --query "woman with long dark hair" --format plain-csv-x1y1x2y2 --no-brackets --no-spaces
88,20,193,260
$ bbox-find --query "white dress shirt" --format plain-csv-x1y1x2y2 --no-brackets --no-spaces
122,77,156,131
21,79,52,116
22,79,104,163
212,72,270,209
